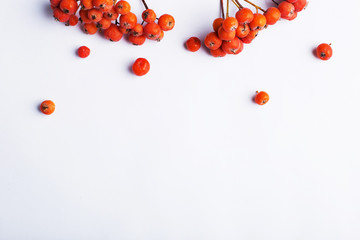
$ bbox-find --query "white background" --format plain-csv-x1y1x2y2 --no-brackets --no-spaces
1,0,360,239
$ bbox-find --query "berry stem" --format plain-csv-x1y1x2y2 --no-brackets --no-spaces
220,0,225,19
141,0,149,10
242,0,265,12
226,0,230,18
271,0,279,6
232,0,240,9
234,0,243,8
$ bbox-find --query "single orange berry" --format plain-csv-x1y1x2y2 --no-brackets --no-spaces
104,7,119,21
78,46,90,58
186,37,201,52
210,47,227,57
60,0,77,14
142,9,156,23
254,91,270,105
104,24,123,41
158,14,175,31
128,35,146,45
143,22,161,40
316,43,332,60
235,8,254,24
53,7,70,22
241,30,259,44
132,58,150,76
130,24,143,36
80,0,92,10
119,26,131,35
40,100,55,115
156,30,164,42
222,17,239,32
264,7,281,25
221,38,244,55
249,13,266,31
204,32,222,50
87,8,103,22
79,9,91,23
236,23,250,38
115,0,131,15
217,26,236,41
119,12,137,29
293,0,308,12
278,1,296,20
212,18,224,32
83,22,98,34
97,17,112,30
92,0,113,12
67,15,79,26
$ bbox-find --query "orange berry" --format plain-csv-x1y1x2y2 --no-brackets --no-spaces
186,37,201,52
104,23,123,41
142,9,156,23
128,35,146,45
278,1,296,20
83,22,98,34
212,18,224,32
143,22,161,40
221,38,244,55
78,46,90,58
97,17,111,30
79,9,91,23
92,0,113,12
254,91,269,105
204,32,222,50
249,13,266,31
240,30,258,44
222,17,239,32
156,30,164,42
235,8,254,24
293,0,307,12
67,14,79,26
132,58,150,76
210,47,227,57
119,12,137,29
264,7,281,25
217,26,236,41
40,100,55,115
115,0,131,15
87,8,103,22
104,7,119,21
60,0,77,14
236,23,250,38
316,43,332,60
80,0,92,10
130,23,143,36
53,7,70,22
158,14,175,31
50,0,61,7
119,26,131,34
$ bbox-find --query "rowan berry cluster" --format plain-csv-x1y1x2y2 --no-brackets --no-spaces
200,0,308,57
50,0,175,45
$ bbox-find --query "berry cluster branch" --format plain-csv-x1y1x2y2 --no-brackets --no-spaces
272,0,279,6
141,0,149,9
226,0,230,18
233,0,243,9
220,0,225,19
242,0,265,12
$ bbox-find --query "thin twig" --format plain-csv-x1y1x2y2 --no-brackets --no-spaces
243,0,265,12
141,0,149,9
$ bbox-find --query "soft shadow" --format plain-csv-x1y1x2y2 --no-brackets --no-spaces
43,3,53,19
312,48,317,58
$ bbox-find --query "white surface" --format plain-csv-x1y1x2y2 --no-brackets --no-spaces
1,0,360,239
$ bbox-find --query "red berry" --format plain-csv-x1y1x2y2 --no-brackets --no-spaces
103,7,119,21
212,18,224,32
67,15,79,26
78,46,90,58
235,23,250,38
83,22,97,34
53,7,70,22
158,14,175,31
221,38,244,55
40,100,56,115
264,7,281,25
87,8,103,22
79,9,91,23
186,37,201,52
132,58,150,76
60,0,77,14
217,27,236,41
235,8,254,24
249,13,266,31
50,0,61,7
93,0,113,12
293,0,307,12
115,0,131,15
119,12,137,29
80,0,92,10
254,91,269,105
241,30,259,44
204,32,222,50
316,43,332,60
130,24,144,36
222,17,239,32
142,9,156,23
278,1,296,20
143,22,161,40
97,17,112,30
210,48,227,57
128,35,146,45
104,24,123,41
